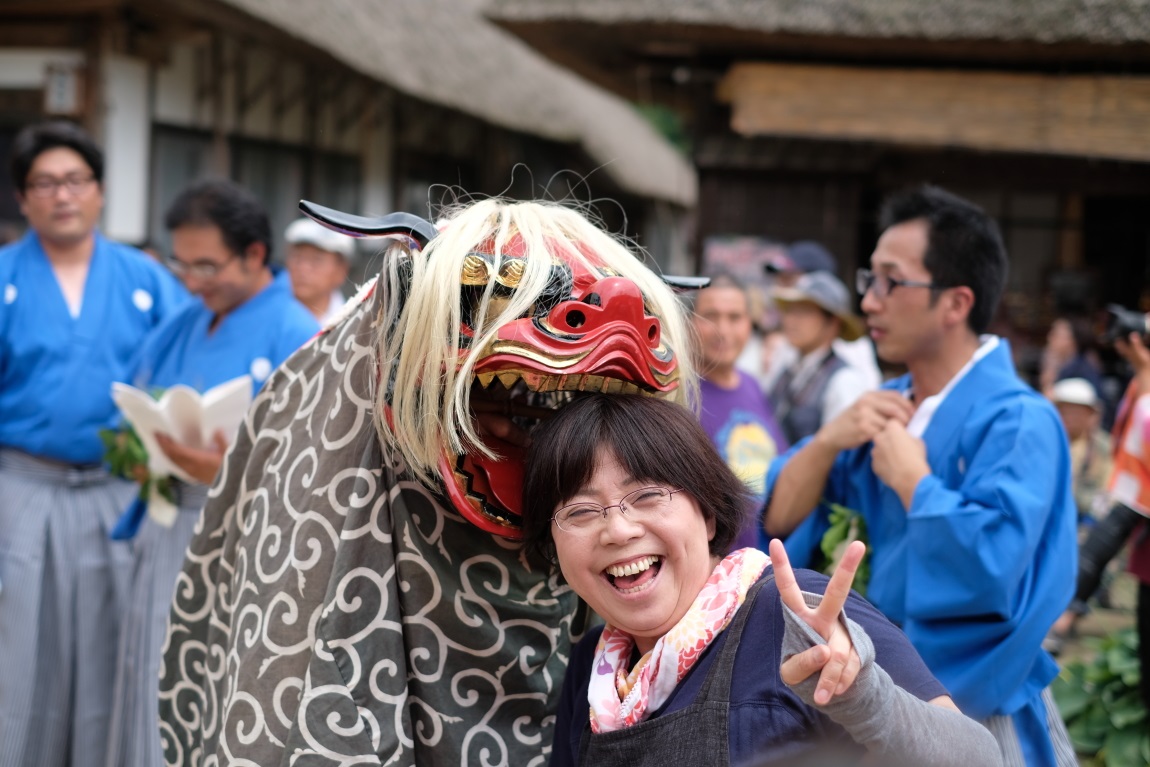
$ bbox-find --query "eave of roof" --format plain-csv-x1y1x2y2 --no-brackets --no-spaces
486,0,1150,46
217,0,697,206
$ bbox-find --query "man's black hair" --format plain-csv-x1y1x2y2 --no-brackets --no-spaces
165,179,272,264
10,120,104,191
879,185,1008,335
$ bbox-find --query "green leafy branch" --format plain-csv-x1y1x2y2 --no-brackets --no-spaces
1053,627,1147,766
99,425,175,505
813,501,871,598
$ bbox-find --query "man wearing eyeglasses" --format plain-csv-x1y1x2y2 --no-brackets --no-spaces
0,120,186,767
105,178,317,767
134,178,317,481
764,186,1076,766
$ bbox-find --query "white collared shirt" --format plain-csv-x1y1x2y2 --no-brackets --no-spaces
905,335,1000,438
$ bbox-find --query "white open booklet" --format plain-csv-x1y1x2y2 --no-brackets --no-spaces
110,375,253,524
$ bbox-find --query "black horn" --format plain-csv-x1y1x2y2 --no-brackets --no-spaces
660,275,710,291
299,200,438,248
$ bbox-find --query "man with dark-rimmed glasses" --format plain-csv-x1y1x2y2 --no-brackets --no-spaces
764,185,1077,766
0,120,186,767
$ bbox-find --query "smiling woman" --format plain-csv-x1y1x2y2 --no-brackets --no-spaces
522,393,1003,767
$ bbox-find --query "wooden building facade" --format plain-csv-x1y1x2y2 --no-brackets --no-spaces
0,0,697,274
488,0,1150,357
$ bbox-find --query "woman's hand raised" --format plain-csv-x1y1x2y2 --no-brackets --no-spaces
770,538,866,705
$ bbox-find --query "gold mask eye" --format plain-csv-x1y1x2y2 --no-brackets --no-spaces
497,258,526,288
461,253,492,286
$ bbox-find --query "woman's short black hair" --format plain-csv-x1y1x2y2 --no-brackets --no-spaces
10,120,104,190
521,393,751,565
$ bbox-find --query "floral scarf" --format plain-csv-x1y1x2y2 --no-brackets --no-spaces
587,547,771,733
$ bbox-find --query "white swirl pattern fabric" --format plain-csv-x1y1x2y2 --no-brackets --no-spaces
158,278,585,766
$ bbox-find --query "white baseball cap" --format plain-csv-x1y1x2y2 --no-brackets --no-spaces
1051,378,1101,410
284,217,355,260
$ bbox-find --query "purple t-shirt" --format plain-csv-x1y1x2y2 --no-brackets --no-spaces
698,372,788,550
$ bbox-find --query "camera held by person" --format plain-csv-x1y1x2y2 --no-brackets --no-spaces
1101,304,1150,345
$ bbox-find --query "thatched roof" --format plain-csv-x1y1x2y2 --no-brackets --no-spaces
217,0,696,207
487,0,1150,45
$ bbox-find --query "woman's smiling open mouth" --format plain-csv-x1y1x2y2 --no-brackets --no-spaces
605,555,663,594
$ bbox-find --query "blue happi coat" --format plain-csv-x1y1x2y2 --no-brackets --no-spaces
768,338,1076,766
133,269,318,395
0,231,186,463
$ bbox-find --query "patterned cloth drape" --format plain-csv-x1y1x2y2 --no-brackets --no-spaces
158,279,586,767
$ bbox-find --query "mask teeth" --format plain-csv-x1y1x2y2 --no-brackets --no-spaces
476,369,651,397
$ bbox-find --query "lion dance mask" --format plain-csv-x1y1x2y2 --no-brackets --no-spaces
158,198,699,766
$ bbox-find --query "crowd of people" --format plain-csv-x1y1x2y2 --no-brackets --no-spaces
0,118,1147,767
0,121,344,767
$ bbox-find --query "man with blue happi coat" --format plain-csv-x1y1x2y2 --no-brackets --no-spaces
765,186,1077,767
0,120,186,767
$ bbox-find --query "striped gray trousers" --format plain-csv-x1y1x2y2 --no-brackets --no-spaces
105,484,207,767
0,449,136,767
983,687,1079,767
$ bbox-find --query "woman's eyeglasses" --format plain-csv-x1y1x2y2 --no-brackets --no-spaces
856,268,945,299
553,486,680,533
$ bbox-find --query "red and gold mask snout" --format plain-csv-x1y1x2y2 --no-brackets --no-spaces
444,273,680,539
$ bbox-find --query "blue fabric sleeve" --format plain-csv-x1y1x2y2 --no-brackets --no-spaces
271,312,319,371
110,496,148,540
0,245,15,382
905,403,1075,621
763,437,846,568
902,397,1074,719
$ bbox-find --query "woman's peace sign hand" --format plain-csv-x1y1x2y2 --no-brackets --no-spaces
770,538,866,705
